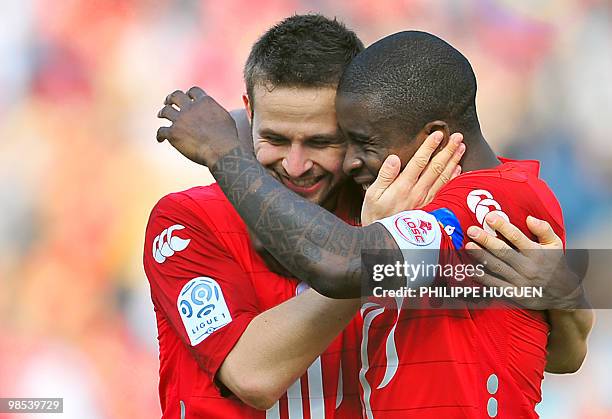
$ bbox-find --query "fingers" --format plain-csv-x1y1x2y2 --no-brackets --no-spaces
366,155,401,201
451,164,463,180
156,126,172,143
423,135,465,205
187,86,206,100
485,213,539,250
451,165,462,180
466,224,507,250
526,216,562,248
468,214,551,277
157,105,180,122
398,131,444,186
466,223,529,272
165,90,190,108
164,87,207,108
465,242,523,286
472,272,514,292
418,133,465,190
472,274,530,307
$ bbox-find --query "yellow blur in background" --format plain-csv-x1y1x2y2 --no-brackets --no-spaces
1,0,611,418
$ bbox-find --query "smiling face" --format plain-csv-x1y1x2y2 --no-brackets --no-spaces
336,92,423,189
249,85,348,210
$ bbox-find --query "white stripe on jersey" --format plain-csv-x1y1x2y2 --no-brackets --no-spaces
287,378,304,419
377,297,404,389
266,400,280,419
360,305,385,419
265,356,327,419
335,360,343,409
307,356,325,419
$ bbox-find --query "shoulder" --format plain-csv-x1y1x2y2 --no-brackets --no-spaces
153,184,226,215
150,184,246,234
431,158,552,204
425,158,564,243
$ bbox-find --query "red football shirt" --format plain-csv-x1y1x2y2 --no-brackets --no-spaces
361,158,564,418
144,184,362,419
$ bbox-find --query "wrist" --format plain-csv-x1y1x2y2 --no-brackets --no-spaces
201,134,241,168
549,290,586,314
561,282,587,312
209,143,254,173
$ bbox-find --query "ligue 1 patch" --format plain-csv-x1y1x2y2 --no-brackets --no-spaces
177,277,232,346
430,208,464,249
375,210,441,248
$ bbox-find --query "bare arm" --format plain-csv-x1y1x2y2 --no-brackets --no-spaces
545,308,593,373
157,88,462,297
211,145,398,297
157,88,399,297
219,112,365,404
144,193,361,410
218,291,359,409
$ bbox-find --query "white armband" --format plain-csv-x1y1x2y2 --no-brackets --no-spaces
374,210,442,287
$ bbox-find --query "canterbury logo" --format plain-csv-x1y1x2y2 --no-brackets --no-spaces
153,224,191,263
466,189,509,236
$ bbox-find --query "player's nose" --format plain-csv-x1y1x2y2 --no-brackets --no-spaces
282,144,313,177
343,148,363,177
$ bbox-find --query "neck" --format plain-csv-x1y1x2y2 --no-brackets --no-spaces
460,132,500,172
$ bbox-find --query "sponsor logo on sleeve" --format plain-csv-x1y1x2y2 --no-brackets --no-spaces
153,224,190,263
177,277,232,346
466,190,509,236
430,208,464,250
375,210,441,249
393,212,436,246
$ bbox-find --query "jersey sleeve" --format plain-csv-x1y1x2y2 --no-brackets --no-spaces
373,177,520,288
421,178,557,249
421,173,565,285
373,208,460,289
143,194,260,381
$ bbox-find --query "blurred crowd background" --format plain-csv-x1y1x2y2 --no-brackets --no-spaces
1,0,611,417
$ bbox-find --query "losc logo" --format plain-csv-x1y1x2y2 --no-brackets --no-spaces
178,277,232,346
153,224,190,263
466,190,509,236
394,214,436,246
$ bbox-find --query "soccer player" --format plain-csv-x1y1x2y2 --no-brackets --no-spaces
144,16,462,418
156,31,593,418
144,15,363,419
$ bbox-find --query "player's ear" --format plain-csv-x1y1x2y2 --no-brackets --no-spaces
417,120,450,147
242,93,253,121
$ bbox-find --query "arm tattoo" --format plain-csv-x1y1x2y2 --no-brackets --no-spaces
211,145,400,297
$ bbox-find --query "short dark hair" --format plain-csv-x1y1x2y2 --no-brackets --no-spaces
244,14,364,103
338,31,480,139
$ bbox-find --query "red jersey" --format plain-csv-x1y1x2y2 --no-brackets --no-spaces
143,184,362,419
361,158,565,418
